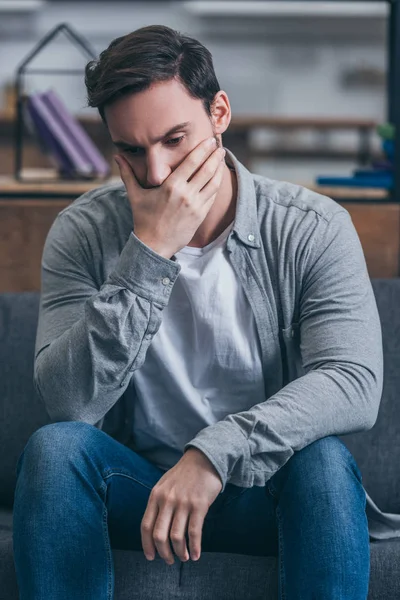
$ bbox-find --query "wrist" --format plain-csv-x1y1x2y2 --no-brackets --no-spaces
134,232,172,259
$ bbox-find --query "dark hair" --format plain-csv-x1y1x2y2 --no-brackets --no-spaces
85,25,221,122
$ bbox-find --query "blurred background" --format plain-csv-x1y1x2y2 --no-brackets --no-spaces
0,0,398,289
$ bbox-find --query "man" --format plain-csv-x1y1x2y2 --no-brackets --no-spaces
13,24,383,599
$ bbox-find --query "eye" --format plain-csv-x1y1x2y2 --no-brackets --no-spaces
165,135,185,146
123,147,141,156
122,135,185,157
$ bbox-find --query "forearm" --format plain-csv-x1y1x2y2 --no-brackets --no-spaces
35,232,181,423
185,210,384,493
184,359,383,493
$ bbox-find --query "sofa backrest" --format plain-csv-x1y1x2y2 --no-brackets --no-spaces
0,280,399,511
0,293,50,506
340,279,400,513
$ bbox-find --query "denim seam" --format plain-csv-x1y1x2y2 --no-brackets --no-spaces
102,469,153,491
99,480,114,600
275,505,287,600
222,487,249,509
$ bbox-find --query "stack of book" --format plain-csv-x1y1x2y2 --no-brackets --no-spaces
315,123,394,189
25,89,110,180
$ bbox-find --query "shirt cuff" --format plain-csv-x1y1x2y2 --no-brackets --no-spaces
183,420,252,493
109,232,181,306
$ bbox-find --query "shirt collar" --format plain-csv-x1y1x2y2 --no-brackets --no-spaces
224,146,261,249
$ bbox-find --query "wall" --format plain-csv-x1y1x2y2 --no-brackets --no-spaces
0,0,389,184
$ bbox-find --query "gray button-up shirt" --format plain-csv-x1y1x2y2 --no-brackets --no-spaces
35,147,395,540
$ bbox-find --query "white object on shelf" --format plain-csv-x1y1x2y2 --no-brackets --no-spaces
0,0,44,12
183,1,388,18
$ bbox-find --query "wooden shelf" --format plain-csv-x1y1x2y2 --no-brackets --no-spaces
0,112,378,128
307,185,390,200
0,174,391,203
228,116,378,130
0,173,120,198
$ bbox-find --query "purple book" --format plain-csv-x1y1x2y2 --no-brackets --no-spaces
41,89,110,178
26,100,67,171
27,93,95,178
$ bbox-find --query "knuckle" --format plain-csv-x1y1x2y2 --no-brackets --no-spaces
163,491,177,504
209,157,219,171
188,527,199,542
201,162,213,178
178,498,191,509
193,498,207,510
188,525,199,537
186,156,196,171
175,185,187,202
141,521,152,533
164,179,174,194
153,532,167,544
170,532,183,544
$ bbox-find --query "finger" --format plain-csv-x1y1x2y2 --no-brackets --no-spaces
188,507,207,561
152,504,176,565
170,137,218,185
170,508,190,562
140,495,159,561
114,154,141,200
198,153,226,203
190,146,225,192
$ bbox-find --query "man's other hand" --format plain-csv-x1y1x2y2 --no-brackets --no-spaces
140,447,223,564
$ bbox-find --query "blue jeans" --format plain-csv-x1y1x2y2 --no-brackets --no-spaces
13,421,370,599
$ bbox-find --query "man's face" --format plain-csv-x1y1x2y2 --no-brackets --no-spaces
105,78,220,189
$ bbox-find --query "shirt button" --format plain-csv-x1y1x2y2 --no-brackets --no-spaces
162,277,170,285
145,334,152,340
248,234,255,242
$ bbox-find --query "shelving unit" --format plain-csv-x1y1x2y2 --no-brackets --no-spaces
389,0,400,202
257,0,400,203
184,1,387,17
0,1,399,285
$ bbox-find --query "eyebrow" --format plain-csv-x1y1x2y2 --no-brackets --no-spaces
113,121,191,149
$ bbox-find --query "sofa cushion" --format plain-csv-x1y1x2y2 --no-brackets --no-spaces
1,503,400,600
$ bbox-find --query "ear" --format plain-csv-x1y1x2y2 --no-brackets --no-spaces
210,90,232,136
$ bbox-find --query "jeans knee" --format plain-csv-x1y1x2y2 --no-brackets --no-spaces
16,421,99,478
305,435,362,481
269,435,363,498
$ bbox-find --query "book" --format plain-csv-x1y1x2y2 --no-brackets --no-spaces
41,89,110,178
316,175,393,188
27,92,95,178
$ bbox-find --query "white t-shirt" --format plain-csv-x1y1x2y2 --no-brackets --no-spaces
130,217,265,471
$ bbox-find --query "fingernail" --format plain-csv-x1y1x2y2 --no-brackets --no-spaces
114,156,121,167
207,137,217,147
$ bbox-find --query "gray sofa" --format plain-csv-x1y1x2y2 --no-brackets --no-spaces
1,280,400,599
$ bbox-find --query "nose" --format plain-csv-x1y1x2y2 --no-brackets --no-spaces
145,153,171,188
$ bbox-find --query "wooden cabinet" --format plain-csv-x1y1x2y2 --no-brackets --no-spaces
342,203,400,279
0,199,70,292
